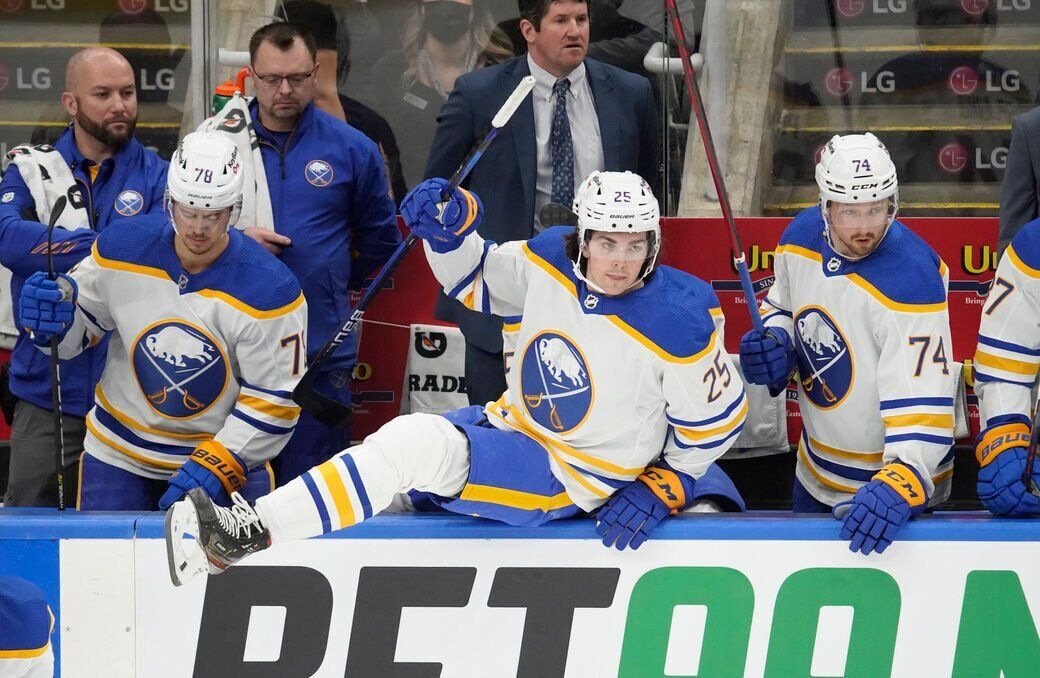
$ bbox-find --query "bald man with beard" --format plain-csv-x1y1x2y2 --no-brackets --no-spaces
0,47,168,507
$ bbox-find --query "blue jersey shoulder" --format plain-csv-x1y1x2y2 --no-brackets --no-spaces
778,206,825,251
525,226,579,284
218,230,303,312
1008,217,1040,270
0,576,50,651
93,213,167,265
852,221,946,305
618,266,719,358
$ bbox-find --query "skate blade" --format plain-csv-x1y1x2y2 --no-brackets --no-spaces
165,499,207,587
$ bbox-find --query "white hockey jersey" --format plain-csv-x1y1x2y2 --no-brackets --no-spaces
50,217,307,479
974,219,1040,431
763,208,956,507
426,226,747,511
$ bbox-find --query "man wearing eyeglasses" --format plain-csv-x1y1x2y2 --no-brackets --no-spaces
239,23,401,485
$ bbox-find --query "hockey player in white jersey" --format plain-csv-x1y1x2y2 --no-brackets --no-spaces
164,170,747,584
739,133,955,555
18,131,307,510
972,220,1040,516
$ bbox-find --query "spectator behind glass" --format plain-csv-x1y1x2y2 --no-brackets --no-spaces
368,0,514,188
275,0,408,205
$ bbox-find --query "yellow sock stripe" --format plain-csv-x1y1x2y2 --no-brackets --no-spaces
639,467,686,514
873,463,927,508
237,394,301,421
191,441,246,496
459,483,573,511
881,413,954,430
676,399,749,441
316,459,356,529
975,423,1031,468
974,350,1040,377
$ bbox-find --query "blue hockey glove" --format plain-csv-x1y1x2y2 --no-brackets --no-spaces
159,441,247,510
400,178,482,253
975,422,1040,516
596,465,695,551
19,271,77,346
739,327,796,397
835,462,926,555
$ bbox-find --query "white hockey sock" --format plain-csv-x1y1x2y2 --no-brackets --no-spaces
255,413,471,544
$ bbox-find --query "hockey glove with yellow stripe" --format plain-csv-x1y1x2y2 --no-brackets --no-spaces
975,422,1040,516
835,462,927,555
400,178,482,253
159,440,247,510
596,463,695,551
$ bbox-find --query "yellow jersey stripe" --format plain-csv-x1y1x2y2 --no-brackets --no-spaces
975,350,1040,376
0,644,49,659
92,241,170,281
316,459,355,529
677,399,749,441
196,290,305,320
237,394,301,421
503,403,644,476
882,413,954,430
846,273,947,313
939,260,949,278
807,436,883,462
86,416,182,470
778,244,823,263
503,321,522,332
608,319,716,364
798,445,859,493
460,483,573,511
96,386,214,441
1006,245,1040,279
523,244,578,296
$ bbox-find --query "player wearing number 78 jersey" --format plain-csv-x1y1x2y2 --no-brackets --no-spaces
740,133,956,555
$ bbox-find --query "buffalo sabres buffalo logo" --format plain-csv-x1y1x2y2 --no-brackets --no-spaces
305,159,333,187
793,307,853,410
114,190,143,216
520,331,593,433
131,320,228,419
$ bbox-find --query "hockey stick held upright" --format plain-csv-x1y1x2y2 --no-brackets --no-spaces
45,194,69,511
291,76,537,427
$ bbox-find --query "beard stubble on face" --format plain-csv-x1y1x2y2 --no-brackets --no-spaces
75,100,136,150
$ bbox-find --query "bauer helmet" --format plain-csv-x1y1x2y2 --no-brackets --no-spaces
165,131,243,230
815,133,898,257
571,170,661,293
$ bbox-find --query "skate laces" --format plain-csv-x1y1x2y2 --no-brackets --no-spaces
216,492,264,538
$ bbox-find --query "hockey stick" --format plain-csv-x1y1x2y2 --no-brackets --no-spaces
664,0,765,334
538,202,578,228
45,194,69,511
292,76,537,427
1021,402,1040,497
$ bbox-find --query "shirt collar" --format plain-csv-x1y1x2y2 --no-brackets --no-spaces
527,53,586,103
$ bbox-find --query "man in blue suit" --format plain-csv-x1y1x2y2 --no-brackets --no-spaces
424,0,659,406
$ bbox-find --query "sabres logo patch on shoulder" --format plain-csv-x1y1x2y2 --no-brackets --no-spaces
305,159,333,187
131,320,228,419
115,189,144,216
520,331,593,433
794,306,853,410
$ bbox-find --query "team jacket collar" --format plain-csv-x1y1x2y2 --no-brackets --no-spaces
54,124,143,177
249,99,317,150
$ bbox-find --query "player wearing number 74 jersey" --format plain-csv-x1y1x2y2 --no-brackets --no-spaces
740,133,956,555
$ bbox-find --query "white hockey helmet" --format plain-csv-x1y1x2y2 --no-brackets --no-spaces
815,133,899,252
571,170,661,292
165,131,243,229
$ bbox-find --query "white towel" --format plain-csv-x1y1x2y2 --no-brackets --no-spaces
197,93,275,231
0,144,91,349
400,324,469,415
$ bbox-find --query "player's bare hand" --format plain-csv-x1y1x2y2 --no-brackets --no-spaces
243,227,292,254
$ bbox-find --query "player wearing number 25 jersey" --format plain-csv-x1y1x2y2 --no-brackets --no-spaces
740,133,956,555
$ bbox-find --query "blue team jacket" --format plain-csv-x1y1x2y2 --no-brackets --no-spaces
250,100,400,401
0,126,168,416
